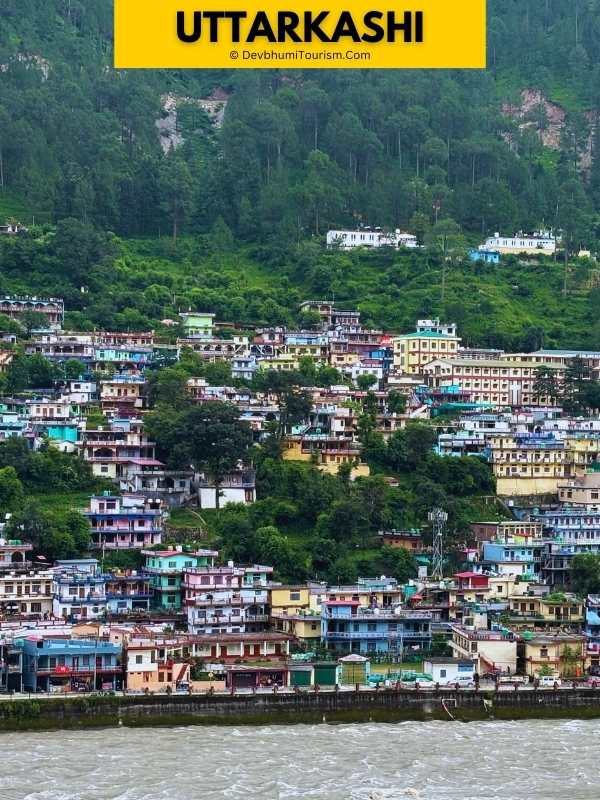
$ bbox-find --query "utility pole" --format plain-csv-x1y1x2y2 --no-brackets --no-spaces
428,507,448,580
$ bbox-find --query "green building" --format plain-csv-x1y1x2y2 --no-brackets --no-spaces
178,311,215,339
143,547,218,610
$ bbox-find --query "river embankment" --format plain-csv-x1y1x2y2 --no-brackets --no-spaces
3,686,600,731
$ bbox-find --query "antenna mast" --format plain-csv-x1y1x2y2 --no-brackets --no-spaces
428,507,448,580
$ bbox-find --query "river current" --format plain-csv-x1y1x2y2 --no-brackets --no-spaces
1,719,597,799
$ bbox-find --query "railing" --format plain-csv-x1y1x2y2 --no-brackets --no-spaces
325,630,428,640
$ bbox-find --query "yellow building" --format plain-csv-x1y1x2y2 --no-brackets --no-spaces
329,351,360,369
270,585,319,615
490,434,572,496
258,354,299,371
283,435,370,478
285,343,328,361
490,434,599,497
271,612,322,644
508,592,583,626
522,634,586,678
393,329,460,374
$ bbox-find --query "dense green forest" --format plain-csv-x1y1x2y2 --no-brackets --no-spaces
1,0,600,249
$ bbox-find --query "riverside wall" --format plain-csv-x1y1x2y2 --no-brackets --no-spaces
3,687,600,730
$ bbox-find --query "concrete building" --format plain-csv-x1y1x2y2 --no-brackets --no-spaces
393,320,461,374
520,633,586,679
450,625,517,674
326,228,418,250
423,358,563,407
84,493,165,550
478,230,556,255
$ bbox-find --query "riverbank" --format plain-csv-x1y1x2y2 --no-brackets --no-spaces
4,687,600,731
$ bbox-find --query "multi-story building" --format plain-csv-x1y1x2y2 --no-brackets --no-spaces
423,358,563,407
184,563,272,634
0,296,64,329
558,471,600,509
470,520,544,544
178,311,215,339
93,346,153,372
520,633,586,679
0,569,53,618
105,573,153,615
27,331,95,362
198,468,256,509
143,548,218,610
478,542,544,579
52,559,107,621
80,419,161,485
503,349,600,382
321,600,431,656
0,640,23,692
489,433,572,496
298,301,361,330
507,591,583,627
100,375,146,416
283,433,369,478
125,469,195,509
450,625,517,674
22,637,121,692
0,539,33,572
393,320,461,374
478,230,556,255
83,493,165,550
534,508,600,555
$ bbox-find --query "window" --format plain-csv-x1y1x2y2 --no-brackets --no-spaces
135,655,143,664
440,669,447,678
290,591,301,601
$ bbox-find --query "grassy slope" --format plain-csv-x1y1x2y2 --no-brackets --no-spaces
117,238,597,349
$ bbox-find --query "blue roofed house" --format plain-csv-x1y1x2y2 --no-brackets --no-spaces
320,600,431,656
22,637,122,692
469,248,501,264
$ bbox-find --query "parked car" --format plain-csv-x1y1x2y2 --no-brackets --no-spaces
440,677,475,688
538,676,561,688
499,675,527,684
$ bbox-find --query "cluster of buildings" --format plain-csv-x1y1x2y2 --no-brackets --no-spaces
3,289,600,690
0,534,437,693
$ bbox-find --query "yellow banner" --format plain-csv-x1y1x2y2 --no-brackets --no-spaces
114,0,486,69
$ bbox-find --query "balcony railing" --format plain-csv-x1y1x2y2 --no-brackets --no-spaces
324,630,429,640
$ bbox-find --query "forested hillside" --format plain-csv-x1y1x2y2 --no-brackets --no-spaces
2,0,600,250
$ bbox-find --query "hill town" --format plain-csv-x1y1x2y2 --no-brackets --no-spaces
1,265,600,696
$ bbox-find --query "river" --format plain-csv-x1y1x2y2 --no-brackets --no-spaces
1,719,597,799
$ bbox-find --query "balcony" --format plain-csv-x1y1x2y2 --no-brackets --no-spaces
325,629,428,640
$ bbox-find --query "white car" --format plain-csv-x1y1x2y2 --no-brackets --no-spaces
538,676,561,688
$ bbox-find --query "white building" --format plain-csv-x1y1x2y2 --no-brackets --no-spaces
198,468,256,509
52,560,107,621
479,231,556,255
326,228,418,250
423,657,476,684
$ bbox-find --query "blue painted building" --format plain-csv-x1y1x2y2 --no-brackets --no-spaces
321,600,431,656
22,637,122,692
480,542,543,579
469,248,501,264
